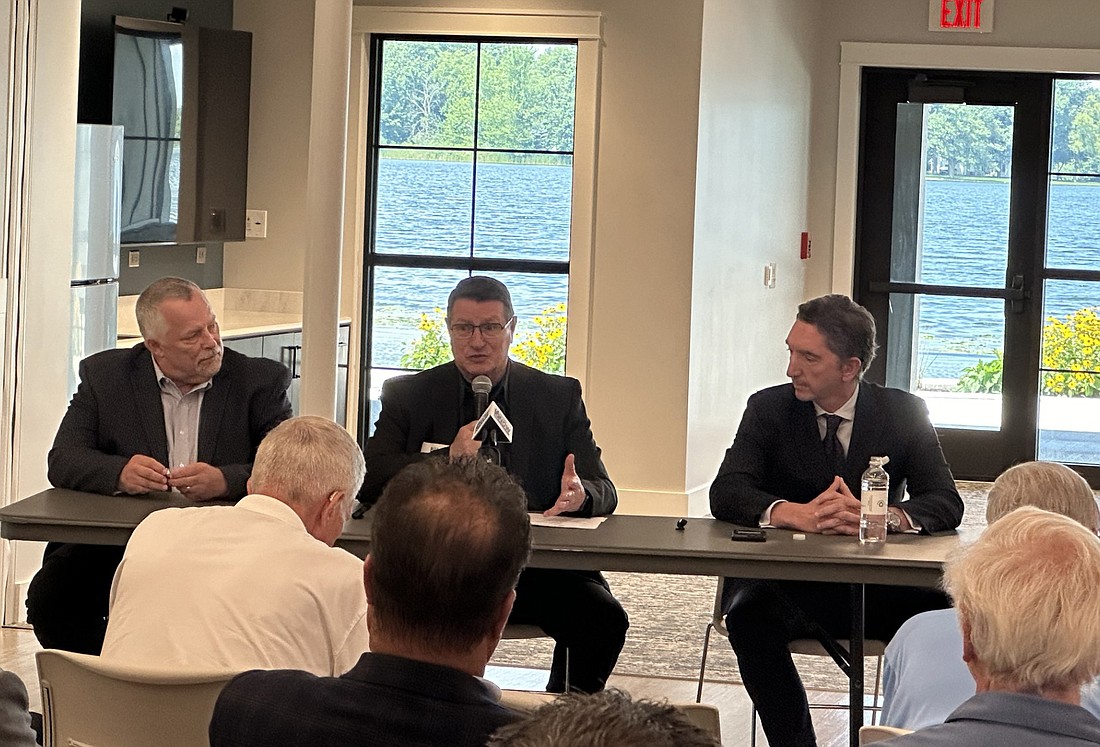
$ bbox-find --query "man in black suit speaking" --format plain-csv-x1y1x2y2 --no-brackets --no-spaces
710,294,963,747
361,276,627,694
27,276,292,654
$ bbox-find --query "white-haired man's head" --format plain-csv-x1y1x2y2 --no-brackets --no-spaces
248,416,366,546
986,461,1098,531
948,506,1100,698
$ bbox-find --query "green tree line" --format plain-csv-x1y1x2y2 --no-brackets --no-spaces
379,40,577,155
926,81,1100,177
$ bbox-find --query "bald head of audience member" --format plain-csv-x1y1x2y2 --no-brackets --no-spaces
985,460,1099,530
247,416,366,546
365,458,531,676
948,506,1100,702
488,689,720,747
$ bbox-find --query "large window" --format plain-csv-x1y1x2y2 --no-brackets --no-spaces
361,37,579,432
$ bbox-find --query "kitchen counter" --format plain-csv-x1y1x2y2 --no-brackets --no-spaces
116,288,347,346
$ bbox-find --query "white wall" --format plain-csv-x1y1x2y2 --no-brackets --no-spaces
2,0,81,619
685,0,824,511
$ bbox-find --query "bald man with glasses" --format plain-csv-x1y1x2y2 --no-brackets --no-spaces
361,276,627,695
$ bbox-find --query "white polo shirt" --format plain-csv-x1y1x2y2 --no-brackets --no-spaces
102,494,368,676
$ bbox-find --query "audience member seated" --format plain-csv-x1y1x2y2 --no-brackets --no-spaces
488,689,719,746
27,276,291,654
885,506,1100,746
101,416,368,675
882,461,1100,728
0,668,37,747
209,457,530,747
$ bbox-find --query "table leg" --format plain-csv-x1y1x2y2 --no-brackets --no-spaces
850,582,865,746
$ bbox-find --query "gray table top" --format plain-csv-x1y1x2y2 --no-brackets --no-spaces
0,489,959,587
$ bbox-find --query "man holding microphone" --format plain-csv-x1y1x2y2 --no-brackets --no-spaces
361,276,627,694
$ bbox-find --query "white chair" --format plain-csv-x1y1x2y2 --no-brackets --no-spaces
675,702,722,742
860,724,913,744
696,579,887,745
499,690,722,742
36,649,239,747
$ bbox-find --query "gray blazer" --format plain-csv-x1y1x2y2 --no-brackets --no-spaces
0,670,37,747
888,691,1100,746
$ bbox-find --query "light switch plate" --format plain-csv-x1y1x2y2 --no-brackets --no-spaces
128,250,140,268
245,209,268,239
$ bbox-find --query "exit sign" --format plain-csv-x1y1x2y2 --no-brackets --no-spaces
930,0,994,33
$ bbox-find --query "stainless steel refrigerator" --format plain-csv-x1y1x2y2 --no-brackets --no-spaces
69,124,123,396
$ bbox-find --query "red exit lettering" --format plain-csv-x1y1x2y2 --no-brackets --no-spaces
941,0,986,29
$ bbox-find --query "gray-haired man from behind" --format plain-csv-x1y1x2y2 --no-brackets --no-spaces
882,461,1100,729
210,457,532,747
887,506,1100,746
101,416,368,675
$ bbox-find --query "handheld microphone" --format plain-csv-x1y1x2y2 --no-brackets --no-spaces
472,375,492,419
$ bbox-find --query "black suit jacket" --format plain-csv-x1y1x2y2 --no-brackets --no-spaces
710,382,963,533
47,344,292,498
362,361,616,515
209,652,519,747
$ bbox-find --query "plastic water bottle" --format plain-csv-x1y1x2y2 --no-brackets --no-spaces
860,456,890,544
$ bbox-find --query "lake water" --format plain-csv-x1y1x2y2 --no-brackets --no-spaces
370,160,1100,377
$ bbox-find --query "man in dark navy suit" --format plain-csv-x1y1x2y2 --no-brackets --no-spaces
361,276,627,694
27,277,291,654
210,458,528,747
710,294,963,747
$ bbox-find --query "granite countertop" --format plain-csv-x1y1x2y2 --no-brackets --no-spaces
116,288,348,349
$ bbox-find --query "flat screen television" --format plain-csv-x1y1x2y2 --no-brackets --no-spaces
112,17,251,245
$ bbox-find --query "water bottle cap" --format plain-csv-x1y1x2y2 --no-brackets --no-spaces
871,455,890,466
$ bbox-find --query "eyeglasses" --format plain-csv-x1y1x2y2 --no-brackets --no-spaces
449,318,514,340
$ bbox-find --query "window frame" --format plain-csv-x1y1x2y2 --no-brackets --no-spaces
344,8,602,439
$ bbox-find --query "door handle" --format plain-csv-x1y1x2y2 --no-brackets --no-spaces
1007,274,1028,313
283,345,302,379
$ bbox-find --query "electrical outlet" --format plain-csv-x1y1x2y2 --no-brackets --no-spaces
128,250,140,268
196,246,206,264
764,262,777,288
245,209,268,239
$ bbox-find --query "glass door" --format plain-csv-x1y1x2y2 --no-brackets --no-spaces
1038,80,1100,478
855,69,1050,481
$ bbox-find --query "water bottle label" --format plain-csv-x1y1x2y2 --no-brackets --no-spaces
862,489,888,516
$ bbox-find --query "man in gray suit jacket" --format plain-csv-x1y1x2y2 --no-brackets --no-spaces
888,507,1100,746
0,669,37,747
710,295,963,747
27,277,291,655
210,458,529,747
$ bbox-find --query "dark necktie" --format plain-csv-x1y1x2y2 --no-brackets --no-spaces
823,414,845,478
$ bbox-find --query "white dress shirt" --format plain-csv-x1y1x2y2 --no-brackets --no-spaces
102,494,369,676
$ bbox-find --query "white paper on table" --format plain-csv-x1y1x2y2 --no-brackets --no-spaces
528,513,608,529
